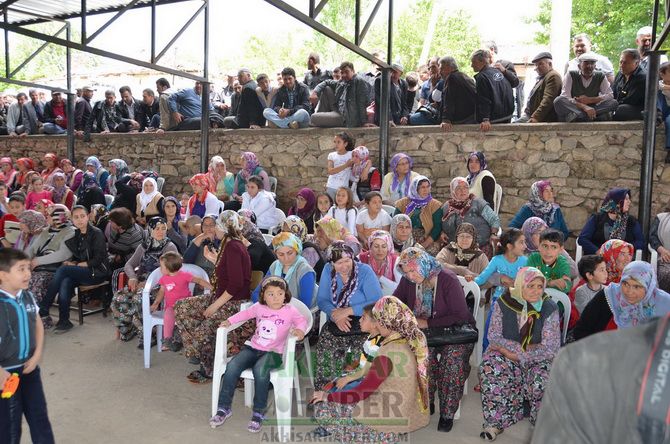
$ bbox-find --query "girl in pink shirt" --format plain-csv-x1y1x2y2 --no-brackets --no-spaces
210,276,307,433
150,252,213,351
25,176,52,211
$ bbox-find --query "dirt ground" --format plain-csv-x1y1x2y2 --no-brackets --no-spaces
23,313,532,443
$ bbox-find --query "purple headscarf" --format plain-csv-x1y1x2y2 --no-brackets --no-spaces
390,153,414,197
405,175,433,215
466,151,488,185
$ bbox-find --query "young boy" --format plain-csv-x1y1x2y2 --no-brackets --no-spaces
526,229,572,293
0,249,54,443
572,254,608,314
0,193,26,248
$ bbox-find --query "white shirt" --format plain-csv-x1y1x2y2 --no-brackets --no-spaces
356,209,392,230
242,190,278,230
329,206,357,236
326,151,352,190
560,71,614,101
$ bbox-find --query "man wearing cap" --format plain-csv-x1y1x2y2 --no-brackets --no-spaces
518,52,562,123
554,52,618,122
439,56,476,132
565,34,615,84
74,86,94,136
471,49,515,131
373,63,410,126
310,61,370,128
42,91,67,135
611,49,646,121
223,68,265,129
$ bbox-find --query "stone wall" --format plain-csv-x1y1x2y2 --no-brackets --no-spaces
1,122,665,250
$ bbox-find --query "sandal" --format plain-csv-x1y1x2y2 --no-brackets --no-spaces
480,427,503,441
187,369,212,384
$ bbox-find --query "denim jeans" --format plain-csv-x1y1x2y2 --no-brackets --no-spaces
0,367,55,444
39,265,105,322
262,108,311,128
42,123,66,135
409,111,439,125
217,345,283,413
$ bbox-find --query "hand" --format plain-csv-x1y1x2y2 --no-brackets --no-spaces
9,132,17,137
480,120,492,132
311,391,328,404
220,319,231,328
173,112,184,123
0,368,9,388
23,355,38,374
493,62,506,73
500,275,514,288
331,307,350,322
100,130,110,134
464,274,475,282
75,130,84,137
551,279,567,290
309,92,319,106
416,318,428,329
440,121,452,132
659,247,670,263
574,95,589,105
128,279,138,293
440,232,449,243
584,106,596,120
203,282,214,291
335,376,350,390
203,303,219,318
249,124,261,129
63,260,75,266
130,120,140,130
335,316,351,332
528,117,538,123
203,246,219,264
30,258,39,269
399,116,408,125
55,115,64,122
278,108,289,118
155,128,165,134
290,328,305,341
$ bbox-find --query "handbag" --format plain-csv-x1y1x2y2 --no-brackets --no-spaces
422,323,478,347
326,316,365,337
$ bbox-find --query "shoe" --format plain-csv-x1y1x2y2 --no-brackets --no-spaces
209,408,232,428
430,402,435,416
437,416,453,432
188,356,200,365
311,426,331,437
247,412,264,433
665,151,670,164
170,341,183,352
187,369,212,384
161,338,173,352
54,320,74,334
289,121,299,129
41,316,54,330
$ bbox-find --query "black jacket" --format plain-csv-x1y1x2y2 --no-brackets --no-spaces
136,100,160,130
612,66,646,107
572,290,611,341
79,186,106,212
111,176,139,215
236,81,265,128
85,101,123,135
64,224,110,278
441,70,477,123
117,98,143,123
74,97,92,131
270,82,311,115
304,68,333,90
314,75,370,127
374,77,410,125
474,66,515,123
0,289,39,370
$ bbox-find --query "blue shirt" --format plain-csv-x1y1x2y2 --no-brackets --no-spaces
475,254,528,302
317,262,383,318
167,88,214,118
508,204,570,241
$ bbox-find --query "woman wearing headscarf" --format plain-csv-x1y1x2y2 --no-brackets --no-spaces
14,158,35,192
185,173,221,218
174,210,254,383
314,241,383,388
77,172,106,211
390,213,416,252
479,267,560,441
288,188,317,234
135,177,164,226
349,146,378,202
597,239,634,284
465,151,497,209
110,216,178,343
573,261,670,341
509,180,570,240
381,153,419,203
106,207,144,269
60,158,84,194
50,172,75,210
107,159,129,197
441,176,500,258
206,155,235,201
40,152,63,188
312,296,430,440
27,204,76,304
238,208,276,274
89,204,109,233
183,214,221,275
39,205,110,333
282,215,325,279
314,216,361,257
112,171,143,215
436,222,490,280
393,247,475,432
85,156,110,193
232,152,270,202
358,230,401,290
651,199,670,292
14,209,47,251
250,232,316,307
0,157,17,189
393,176,443,255
578,187,645,255
163,196,187,253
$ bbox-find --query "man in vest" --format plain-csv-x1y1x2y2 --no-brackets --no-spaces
553,52,618,122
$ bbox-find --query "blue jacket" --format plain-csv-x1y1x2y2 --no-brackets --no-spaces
508,204,570,241
168,88,213,118
0,289,39,370
317,262,382,319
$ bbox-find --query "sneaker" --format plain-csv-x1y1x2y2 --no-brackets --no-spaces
289,121,299,129
41,316,54,330
54,320,74,334
187,369,212,384
247,412,264,433
209,408,232,428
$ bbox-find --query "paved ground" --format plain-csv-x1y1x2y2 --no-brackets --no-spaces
24,313,532,443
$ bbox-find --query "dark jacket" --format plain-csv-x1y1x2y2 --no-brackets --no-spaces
271,82,311,115
524,69,562,122
0,289,39,370
64,224,110,278
136,99,160,131
440,70,477,124
74,97,92,131
236,80,265,128
117,98,143,123
572,289,611,341
79,186,107,212
474,65,515,123
612,65,646,107
111,176,139,215
85,100,123,135
495,59,520,88
314,75,369,127
578,212,646,255
374,77,410,125
304,68,333,90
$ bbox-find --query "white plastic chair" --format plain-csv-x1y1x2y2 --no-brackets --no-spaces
649,244,659,274
104,194,114,208
493,183,503,214
271,208,287,235
382,204,396,215
142,264,211,368
211,298,313,442
156,177,165,193
544,288,571,343
263,233,274,246
635,249,643,261
269,176,277,194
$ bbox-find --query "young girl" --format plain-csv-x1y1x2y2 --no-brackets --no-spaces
329,186,357,236
210,277,307,433
314,192,333,227
325,132,354,200
350,146,372,202
26,176,53,211
241,175,278,233
355,191,392,247
150,251,213,351
180,193,190,220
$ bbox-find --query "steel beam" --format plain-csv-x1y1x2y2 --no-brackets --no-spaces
66,24,75,164
358,0,384,44
81,0,87,43
85,0,143,44
0,0,21,11
155,2,206,63
263,0,389,68
387,0,393,63
151,0,156,63
200,0,209,173
378,68,390,177
309,0,315,18
313,0,328,18
3,8,8,78
9,24,67,77
652,16,670,51
0,77,69,93
0,22,208,82
354,0,360,45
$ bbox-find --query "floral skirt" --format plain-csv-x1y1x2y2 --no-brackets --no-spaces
429,342,474,418
412,227,443,257
659,262,670,293
29,270,55,304
314,324,367,389
314,401,403,443
110,281,159,342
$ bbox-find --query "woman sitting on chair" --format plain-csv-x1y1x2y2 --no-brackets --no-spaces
241,176,279,233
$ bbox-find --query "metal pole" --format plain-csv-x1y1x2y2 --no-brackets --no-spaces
81,0,87,44
199,0,209,173
4,9,9,78
66,24,75,162
378,68,390,177
387,0,393,63
640,51,662,260
150,0,156,63
354,0,360,45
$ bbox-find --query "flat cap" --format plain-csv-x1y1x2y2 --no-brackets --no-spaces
531,52,552,63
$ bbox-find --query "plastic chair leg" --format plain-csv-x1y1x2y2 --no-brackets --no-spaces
293,364,303,416
143,323,152,369
274,383,293,443
211,371,222,417
454,403,461,420
244,378,254,408
156,324,163,353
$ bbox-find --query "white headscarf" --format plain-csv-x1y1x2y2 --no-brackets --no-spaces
139,178,160,211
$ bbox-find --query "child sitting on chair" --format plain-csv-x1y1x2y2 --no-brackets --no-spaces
150,251,213,351
210,276,307,433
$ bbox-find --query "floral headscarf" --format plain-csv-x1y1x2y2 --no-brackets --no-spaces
0,157,16,184
445,222,483,264
19,209,47,235
237,209,264,243
143,216,170,251
605,261,670,329
207,156,226,185
443,177,475,221
326,241,360,308
405,176,433,215
189,173,210,195
240,152,260,180
48,204,71,230
372,296,429,412
390,214,415,252
466,151,488,185
351,146,370,181
217,210,243,240
315,215,350,241
85,156,102,173
108,159,128,177
390,153,413,197
398,247,442,280
293,188,316,220
597,239,634,284
17,158,34,171
522,217,548,252
50,171,69,204
527,180,559,225
283,215,308,243
366,230,397,280
503,266,547,351
599,187,631,241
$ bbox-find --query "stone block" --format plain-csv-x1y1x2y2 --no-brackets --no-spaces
624,135,643,148
561,138,578,150
594,162,619,179
545,137,562,152
580,134,607,149
537,162,570,178
572,148,593,161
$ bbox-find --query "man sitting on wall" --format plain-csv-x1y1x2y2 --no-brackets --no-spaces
6,92,33,137
471,49,514,131
223,68,265,129
517,52,562,123
86,89,137,137
117,86,142,131
612,49,646,121
42,91,68,135
310,61,370,128
373,63,410,126
262,67,311,129
439,56,477,132
138,88,160,131
167,81,214,131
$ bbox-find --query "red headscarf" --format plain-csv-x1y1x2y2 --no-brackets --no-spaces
597,239,634,284
187,173,210,214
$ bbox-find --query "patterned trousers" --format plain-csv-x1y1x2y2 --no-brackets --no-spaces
313,325,367,389
428,342,474,418
314,401,402,443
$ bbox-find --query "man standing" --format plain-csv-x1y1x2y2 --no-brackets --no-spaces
74,86,94,136
518,52,562,123
554,52,618,122
373,63,410,126
310,61,369,128
636,26,667,71
612,49,646,121
42,91,68,135
155,77,173,133
439,56,476,132
304,52,332,90
223,69,265,129
565,33,615,84
262,67,311,129
471,49,514,131
484,40,524,117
